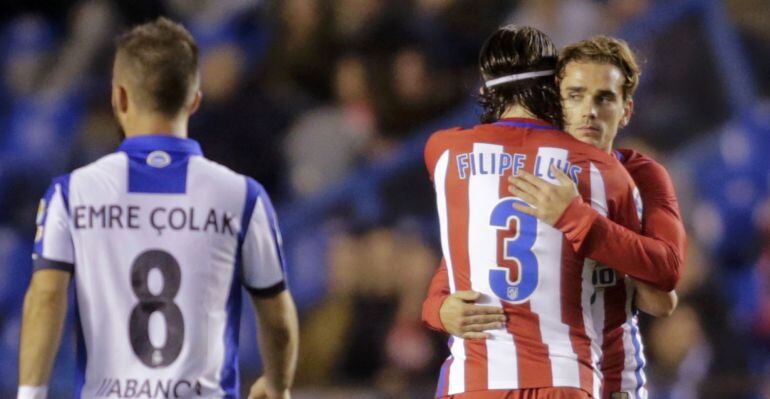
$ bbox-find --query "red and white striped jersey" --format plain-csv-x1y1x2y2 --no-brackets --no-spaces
425,119,642,397
565,149,686,399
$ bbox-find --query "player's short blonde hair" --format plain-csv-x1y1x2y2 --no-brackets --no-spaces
115,17,199,117
557,36,640,101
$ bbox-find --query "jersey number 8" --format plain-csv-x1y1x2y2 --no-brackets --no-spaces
129,250,185,368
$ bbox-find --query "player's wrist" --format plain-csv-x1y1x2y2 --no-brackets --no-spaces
553,197,595,232
17,385,48,399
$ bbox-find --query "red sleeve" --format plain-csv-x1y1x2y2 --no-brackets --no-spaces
554,154,686,291
424,132,442,182
421,258,450,333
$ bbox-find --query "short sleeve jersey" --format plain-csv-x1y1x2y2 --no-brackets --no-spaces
424,119,642,397
32,135,286,398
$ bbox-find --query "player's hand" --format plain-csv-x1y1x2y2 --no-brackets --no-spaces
508,165,579,226
439,291,506,339
248,376,291,399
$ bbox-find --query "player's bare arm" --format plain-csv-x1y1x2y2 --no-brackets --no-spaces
634,281,677,317
508,165,678,317
18,269,71,393
250,290,299,399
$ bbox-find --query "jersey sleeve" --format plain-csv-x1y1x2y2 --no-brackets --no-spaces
240,178,287,297
421,258,450,333
424,133,441,182
554,159,684,292
32,175,74,273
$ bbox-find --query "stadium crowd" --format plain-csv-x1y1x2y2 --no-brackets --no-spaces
0,0,769,397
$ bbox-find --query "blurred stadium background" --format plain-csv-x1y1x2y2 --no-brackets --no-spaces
0,0,769,398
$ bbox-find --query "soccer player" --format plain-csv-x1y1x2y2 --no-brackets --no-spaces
423,25,647,399
423,36,687,399
17,18,298,399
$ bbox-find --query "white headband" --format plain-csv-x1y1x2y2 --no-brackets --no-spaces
484,69,555,88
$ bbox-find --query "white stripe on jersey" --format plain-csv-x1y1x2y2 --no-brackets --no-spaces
435,150,456,294
465,143,519,390
586,161,610,398
434,150,466,394
529,147,580,388
621,277,648,399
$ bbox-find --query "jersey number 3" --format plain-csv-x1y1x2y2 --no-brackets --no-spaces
488,198,539,303
129,250,185,368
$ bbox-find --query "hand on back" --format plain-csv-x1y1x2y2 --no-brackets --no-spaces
439,291,506,339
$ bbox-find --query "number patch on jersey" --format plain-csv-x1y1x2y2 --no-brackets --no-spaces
128,250,185,368
488,198,539,303
592,265,617,288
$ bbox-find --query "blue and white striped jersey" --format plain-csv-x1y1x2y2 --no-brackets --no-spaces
32,135,286,398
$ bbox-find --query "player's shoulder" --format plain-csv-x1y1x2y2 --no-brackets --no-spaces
424,126,465,170
188,155,271,198
426,126,465,147
189,156,252,186
63,152,126,186
616,148,675,191
616,148,670,177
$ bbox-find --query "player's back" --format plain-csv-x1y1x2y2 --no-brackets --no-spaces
424,118,641,397
34,136,285,398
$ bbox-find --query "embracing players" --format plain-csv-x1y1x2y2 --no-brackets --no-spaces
423,33,686,399
424,25,649,399
423,25,684,397
18,18,298,399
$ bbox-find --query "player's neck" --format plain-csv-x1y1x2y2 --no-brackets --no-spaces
123,114,189,139
500,104,538,121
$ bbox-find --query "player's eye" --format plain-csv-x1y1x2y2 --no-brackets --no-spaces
566,93,582,101
598,94,615,103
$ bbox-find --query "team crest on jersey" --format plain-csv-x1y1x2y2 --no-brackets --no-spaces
611,392,630,399
146,150,172,168
506,286,519,300
592,265,617,288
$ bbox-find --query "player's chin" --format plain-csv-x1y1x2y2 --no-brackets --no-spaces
576,134,601,147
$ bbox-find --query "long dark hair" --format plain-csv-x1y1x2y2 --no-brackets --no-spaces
477,25,563,127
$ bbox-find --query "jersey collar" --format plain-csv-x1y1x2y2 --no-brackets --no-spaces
494,118,558,131
118,135,203,155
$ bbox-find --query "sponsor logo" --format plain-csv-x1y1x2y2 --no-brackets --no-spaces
95,378,204,398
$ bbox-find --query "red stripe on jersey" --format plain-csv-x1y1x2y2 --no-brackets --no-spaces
600,280,628,397
503,302,552,386
446,143,472,293
561,242,593,394
464,340,489,391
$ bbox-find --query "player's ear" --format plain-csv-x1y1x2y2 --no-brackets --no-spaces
187,90,202,116
621,98,634,128
113,84,129,114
